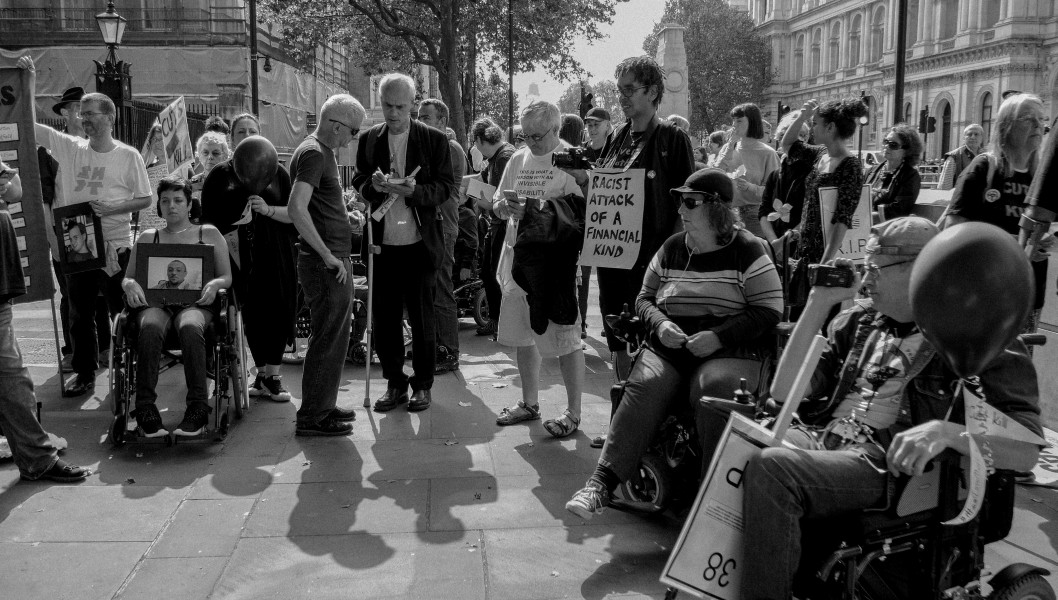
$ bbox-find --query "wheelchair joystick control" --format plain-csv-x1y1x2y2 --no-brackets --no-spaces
734,378,753,405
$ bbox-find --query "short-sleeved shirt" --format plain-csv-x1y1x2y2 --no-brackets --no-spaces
289,135,350,257
491,143,582,205
37,126,152,247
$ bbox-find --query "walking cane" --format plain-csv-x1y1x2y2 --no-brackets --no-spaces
363,214,379,408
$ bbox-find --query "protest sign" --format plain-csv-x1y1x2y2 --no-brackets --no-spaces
819,184,872,261
580,168,645,269
158,97,193,174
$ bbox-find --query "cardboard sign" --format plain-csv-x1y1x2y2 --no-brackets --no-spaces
158,97,194,174
819,184,872,261
580,168,645,269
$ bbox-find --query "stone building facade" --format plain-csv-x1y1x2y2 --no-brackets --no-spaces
738,0,1057,160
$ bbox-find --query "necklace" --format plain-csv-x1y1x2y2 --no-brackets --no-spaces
165,224,194,235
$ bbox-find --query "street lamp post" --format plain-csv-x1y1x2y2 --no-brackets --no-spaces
93,1,131,128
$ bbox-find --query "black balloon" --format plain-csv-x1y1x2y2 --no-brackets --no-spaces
232,135,278,195
909,222,1033,378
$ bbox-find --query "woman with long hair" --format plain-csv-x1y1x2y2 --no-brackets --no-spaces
864,123,923,222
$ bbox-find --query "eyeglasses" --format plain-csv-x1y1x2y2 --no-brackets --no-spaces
617,85,649,98
80,111,106,118
860,260,912,277
882,140,906,150
677,192,724,209
524,128,554,143
330,118,360,137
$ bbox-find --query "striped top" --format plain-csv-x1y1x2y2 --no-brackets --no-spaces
637,229,784,349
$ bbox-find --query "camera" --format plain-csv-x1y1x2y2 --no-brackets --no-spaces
808,264,854,288
551,147,592,170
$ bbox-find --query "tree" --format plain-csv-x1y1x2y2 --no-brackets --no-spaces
258,0,629,146
557,80,626,123
643,0,773,135
473,73,519,128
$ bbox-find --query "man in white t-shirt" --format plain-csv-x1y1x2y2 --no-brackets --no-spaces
20,56,152,396
491,100,587,439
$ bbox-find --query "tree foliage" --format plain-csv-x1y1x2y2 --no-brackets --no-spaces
258,0,629,145
473,73,520,129
556,80,626,123
643,0,773,134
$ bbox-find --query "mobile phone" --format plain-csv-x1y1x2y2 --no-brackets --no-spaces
502,190,524,204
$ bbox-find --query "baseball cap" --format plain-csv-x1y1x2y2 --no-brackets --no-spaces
53,87,85,115
865,216,939,257
584,107,611,122
670,168,733,203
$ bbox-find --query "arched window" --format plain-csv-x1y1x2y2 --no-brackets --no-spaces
849,14,862,66
938,0,958,39
981,92,994,143
940,101,953,155
907,0,920,46
794,34,805,79
905,102,913,125
983,0,1001,27
811,28,822,76
829,23,842,71
870,7,886,62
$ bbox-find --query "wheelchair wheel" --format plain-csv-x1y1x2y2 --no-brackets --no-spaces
992,574,1056,600
472,287,489,328
348,341,369,366
617,454,673,513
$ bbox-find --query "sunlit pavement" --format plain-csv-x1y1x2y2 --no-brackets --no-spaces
3,285,1056,599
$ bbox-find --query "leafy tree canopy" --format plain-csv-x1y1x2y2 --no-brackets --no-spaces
557,80,626,123
643,0,773,135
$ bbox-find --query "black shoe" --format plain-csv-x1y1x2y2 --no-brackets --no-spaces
373,387,409,412
296,416,353,437
260,375,292,402
173,402,212,437
408,389,432,412
21,459,90,483
133,404,168,438
329,406,357,422
60,354,74,374
64,375,95,397
434,347,459,374
475,320,497,336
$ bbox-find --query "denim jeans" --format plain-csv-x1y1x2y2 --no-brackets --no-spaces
296,253,354,426
373,242,436,392
435,230,459,353
134,306,212,407
741,431,888,600
67,248,129,377
0,301,60,478
598,347,764,483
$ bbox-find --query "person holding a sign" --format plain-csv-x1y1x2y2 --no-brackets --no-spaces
593,56,696,380
779,98,867,267
0,168,89,482
20,56,153,397
567,169,783,518
864,124,922,222
740,217,1042,600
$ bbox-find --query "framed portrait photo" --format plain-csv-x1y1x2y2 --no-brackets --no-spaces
135,243,215,308
53,203,106,274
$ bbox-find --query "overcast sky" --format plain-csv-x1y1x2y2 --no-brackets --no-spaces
511,0,666,104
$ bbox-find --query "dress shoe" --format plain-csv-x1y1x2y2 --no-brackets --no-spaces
329,406,357,422
63,375,94,397
373,387,409,412
408,389,432,412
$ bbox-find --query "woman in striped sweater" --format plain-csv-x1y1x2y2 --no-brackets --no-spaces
567,169,783,519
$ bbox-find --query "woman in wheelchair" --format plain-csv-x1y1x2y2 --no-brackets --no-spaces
119,176,232,438
739,217,1043,600
566,168,783,519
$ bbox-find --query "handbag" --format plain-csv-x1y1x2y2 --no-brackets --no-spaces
495,217,524,296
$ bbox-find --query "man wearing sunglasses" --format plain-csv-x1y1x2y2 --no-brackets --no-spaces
739,216,1041,598
288,93,367,436
594,56,696,381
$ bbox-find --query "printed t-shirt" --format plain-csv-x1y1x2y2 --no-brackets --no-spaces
491,143,581,205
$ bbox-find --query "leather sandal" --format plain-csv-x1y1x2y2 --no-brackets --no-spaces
496,401,540,426
543,409,580,439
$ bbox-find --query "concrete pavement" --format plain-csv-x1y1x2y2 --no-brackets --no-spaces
3,296,1057,600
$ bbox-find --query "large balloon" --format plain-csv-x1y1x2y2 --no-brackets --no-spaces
232,135,278,195
909,221,1033,378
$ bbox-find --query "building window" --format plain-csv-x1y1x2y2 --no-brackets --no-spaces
811,28,822,76
794,34,805,79
981,92,993,143
905,102,913,125
849,14,862,66
870,7,886,62
829,23,841,72
938,0,958,40
983,0,1001,27
907,0,919,46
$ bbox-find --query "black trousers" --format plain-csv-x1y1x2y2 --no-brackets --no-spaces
480,221,505,322
372,242,437,392
66,248,129,377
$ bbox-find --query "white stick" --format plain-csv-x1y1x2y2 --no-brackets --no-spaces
771,334,827,444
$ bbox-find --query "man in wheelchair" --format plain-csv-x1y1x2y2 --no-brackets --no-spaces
119,176,232,438
740,216,1044,599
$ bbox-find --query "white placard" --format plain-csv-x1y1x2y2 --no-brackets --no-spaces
16,235,25,251
580,168,646,269
158,97,194,174
20,256,28,268
10,217,24,229
0,149,17,161
0,123,18,143
7,202,21,215
467,178,497,211
819,184,872,261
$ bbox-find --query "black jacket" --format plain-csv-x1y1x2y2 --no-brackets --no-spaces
352,120,455,269
865,160,921,220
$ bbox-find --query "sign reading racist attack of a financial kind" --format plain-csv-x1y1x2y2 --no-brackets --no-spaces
580,168,645,269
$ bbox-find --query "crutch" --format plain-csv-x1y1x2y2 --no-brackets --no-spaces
363,213,379,408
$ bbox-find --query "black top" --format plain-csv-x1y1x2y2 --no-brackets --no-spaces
289,136,349,258
0,209,25,303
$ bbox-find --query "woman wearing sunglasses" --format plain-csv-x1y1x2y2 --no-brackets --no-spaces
566,168,783,519
864,124,922,222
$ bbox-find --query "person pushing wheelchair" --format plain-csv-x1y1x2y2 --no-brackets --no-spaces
740,216,1043,600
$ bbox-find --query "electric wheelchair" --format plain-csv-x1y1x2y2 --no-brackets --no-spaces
107,289,250,446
